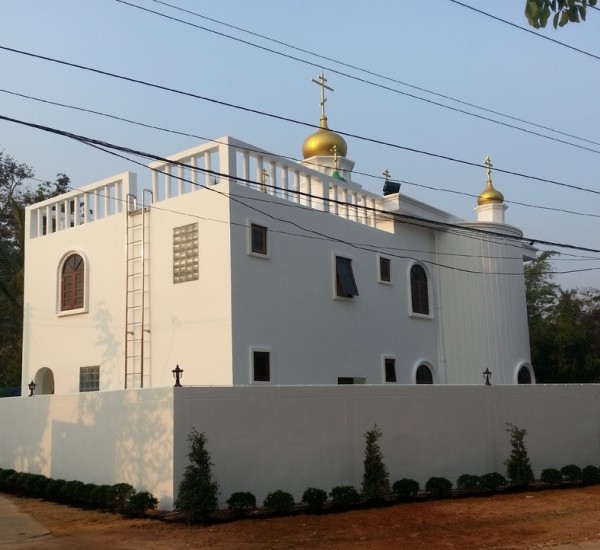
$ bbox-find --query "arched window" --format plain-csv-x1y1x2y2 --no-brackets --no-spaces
416,364,433,384
518,366,532,384
61,254,85,311
410,264,429,315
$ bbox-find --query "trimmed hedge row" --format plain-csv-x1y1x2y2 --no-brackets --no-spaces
0,468,157,518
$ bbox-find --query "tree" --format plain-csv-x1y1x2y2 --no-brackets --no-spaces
174,429,219,522
504,423,534,488
361,424,390,499
525,0,597,29
0,152,69,389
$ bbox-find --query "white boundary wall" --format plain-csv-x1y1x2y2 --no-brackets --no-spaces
2,385,600,509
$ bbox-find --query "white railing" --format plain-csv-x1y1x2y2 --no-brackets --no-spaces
27,172,137,239
148,136,385,228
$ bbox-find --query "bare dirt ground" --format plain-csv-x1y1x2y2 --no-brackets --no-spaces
8,486,600,549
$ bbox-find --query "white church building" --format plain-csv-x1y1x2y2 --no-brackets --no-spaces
11,77,600,511
21,76,535,397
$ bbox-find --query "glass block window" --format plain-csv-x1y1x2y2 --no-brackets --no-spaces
80,366,100,392
173,223,199,284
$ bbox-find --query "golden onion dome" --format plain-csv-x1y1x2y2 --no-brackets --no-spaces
478,156,504,205
302,116,347,159
477,181,504,205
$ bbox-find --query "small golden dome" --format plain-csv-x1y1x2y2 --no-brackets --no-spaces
478,155,504,205
477,181,504,205
302,116,347,159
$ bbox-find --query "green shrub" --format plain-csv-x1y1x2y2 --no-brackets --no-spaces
329,485,361,508
61,480,87,504
89,484,112,509
540,468,563,485
226,492,257,517
124,491,158,518
263,490,295,514
561,464,583,483
24,474,50,497
361,425,390,499
302,487,328,512
0,469,16,490
108,483,136,512
44,479,67,502
392,478,420,498
479,472,507,493
174,429,219,522
504,423,534,488
81,483,97,505
425,477,453,498
456,474,480,494
582,465,600,485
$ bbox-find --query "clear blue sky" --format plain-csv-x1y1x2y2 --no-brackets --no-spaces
1,0,599,289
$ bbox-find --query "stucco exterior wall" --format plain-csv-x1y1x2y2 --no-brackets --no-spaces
3,385,598,511
173,385,600,506
0,388,174,508
228,184,439,385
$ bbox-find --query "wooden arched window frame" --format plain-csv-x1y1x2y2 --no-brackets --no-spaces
410,264,429,315
61,254,85,311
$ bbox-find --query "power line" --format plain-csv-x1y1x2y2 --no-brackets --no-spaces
146,0,600,150
4,112,600,259
2,44,600,198
114,0,600,155
448,0,600,61
5,86,600,221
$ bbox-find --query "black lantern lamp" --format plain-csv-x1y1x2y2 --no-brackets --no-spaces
483,368,492,386
28,379,36,397
172,364,183,387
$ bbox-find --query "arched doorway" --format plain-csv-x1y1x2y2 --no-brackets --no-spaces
517,365,533,385
34,368,55,395
416,364,434,384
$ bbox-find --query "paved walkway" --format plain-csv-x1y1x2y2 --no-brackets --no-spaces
0,494,50,548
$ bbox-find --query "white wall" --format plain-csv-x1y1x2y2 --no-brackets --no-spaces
173,385,600,507
3,385,599,511
228,184,439,385
0,388,174,509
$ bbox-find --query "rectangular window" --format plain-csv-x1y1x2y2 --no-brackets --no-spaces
251,224,268,255
79,366,100,392
379,257,391,283
337,377,366,384
173,223,199,284
253,351,270,382
384,358,397,383
336,256,359,298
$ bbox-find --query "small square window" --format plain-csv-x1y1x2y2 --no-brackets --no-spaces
79,366,100,392
251,224,268,255
384,358,396,383
379,257,391,283
253,351,270,382
336,256,359,298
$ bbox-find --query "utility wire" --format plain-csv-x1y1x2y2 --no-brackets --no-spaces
145,0,600,149
1,44,600,198
5,86,600,221
115,0,600,156
4,112,600,259
448,0,600,61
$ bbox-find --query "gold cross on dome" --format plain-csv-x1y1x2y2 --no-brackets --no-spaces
485,156,493,184
331,145,339,169
311,71,333,120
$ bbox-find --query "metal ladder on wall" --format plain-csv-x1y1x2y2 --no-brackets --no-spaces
124,190,153,389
